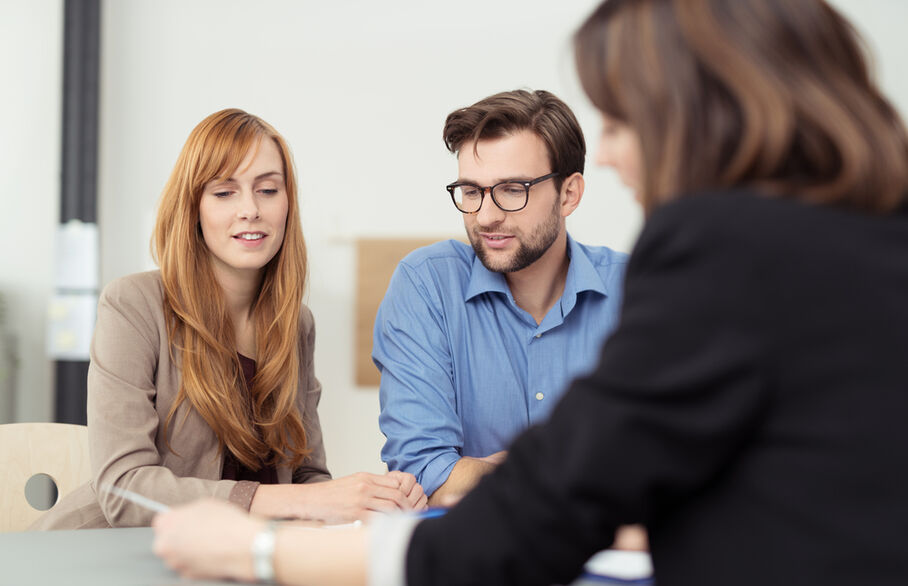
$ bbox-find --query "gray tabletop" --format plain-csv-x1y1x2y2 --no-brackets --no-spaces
0,527,230,586
0,527,649,586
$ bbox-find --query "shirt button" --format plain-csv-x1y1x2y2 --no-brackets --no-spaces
535,392,544,401
535,333,542,338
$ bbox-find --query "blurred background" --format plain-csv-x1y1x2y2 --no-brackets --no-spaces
1,0,906,477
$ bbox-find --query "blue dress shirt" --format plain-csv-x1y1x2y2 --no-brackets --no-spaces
374,234,627,495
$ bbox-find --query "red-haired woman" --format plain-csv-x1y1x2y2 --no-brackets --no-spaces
33,109,425,530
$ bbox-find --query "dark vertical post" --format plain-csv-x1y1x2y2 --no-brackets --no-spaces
55,0,101,425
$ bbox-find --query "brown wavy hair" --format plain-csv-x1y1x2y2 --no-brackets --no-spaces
575,0,908,214
152,108,309,470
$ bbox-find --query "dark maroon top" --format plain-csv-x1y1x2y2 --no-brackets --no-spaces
220,353,279,484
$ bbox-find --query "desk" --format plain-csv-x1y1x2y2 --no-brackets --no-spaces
0,527,650,586
1,528,227,586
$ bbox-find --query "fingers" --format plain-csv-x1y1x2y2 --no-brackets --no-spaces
404,483,426,510
152,514,184,570
365,484,411,511
308,473,429,522
360,471,407,490
612,525,649,551
384,471,427,510
386,470,415,492
351,471,428,512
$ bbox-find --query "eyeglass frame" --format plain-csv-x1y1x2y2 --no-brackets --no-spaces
445,171,561,214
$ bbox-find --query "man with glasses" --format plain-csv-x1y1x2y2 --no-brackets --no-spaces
374,89,628,505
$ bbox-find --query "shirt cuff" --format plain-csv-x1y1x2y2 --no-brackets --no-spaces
227,480,260,511
369,513,423,586
419,453,461,497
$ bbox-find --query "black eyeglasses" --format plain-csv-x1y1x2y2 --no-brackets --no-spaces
446,172,560,213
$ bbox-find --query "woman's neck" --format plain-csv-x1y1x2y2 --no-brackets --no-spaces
212,264,263,358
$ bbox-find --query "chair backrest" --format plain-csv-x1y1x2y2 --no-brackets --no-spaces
0,422,91,532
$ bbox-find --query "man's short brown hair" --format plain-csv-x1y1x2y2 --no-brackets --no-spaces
443,89,586,189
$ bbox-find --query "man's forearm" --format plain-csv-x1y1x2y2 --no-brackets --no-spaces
428,454,501,507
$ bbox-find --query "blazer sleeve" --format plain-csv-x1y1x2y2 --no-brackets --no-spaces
405,198,774,586
89,276,236,527
292,305,332,483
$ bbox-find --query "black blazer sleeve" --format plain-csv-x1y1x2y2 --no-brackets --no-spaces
406,195,774,586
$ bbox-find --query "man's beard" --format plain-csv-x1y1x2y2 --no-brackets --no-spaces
469,197,561,274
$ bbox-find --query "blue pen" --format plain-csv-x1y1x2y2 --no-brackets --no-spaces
417,507,448,519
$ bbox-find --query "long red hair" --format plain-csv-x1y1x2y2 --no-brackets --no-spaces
152,108,309,469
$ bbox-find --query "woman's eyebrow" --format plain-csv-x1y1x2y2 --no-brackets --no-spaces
214,171,283,184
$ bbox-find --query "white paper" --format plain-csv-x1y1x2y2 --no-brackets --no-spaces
55,220,99,290
46,293,96,360
584,549,653,580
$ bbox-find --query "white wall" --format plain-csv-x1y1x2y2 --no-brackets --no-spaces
829,0,908,107
97,0,635,476
3,0,907,476
0,0,62,423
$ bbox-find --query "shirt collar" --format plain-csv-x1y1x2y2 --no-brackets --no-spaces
564,234,609,298
464,249,511,301
463,234,609,303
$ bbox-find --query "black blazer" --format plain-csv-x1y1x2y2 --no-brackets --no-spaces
407,189,908,586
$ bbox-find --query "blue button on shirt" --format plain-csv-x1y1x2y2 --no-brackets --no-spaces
374,235,627,496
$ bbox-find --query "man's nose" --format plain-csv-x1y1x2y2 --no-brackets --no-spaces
475,188,505,227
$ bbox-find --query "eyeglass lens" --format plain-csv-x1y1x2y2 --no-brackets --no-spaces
451,182,527,213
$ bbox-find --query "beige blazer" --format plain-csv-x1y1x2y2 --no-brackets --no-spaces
31,271,331,530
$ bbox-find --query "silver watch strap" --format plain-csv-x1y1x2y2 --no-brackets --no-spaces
251,520,280,583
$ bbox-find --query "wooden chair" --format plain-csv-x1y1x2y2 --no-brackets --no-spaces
0,422,91,532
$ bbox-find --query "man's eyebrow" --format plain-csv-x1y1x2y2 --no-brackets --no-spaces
454,176,533,185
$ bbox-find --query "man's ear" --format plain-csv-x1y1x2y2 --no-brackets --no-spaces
560,172,584,218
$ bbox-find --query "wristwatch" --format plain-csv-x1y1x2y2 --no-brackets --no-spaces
251,520,280,583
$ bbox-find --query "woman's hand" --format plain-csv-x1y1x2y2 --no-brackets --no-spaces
153,499,262,582
156,498,372,586
612,524,649,551
253,471,427,524
295,472,427,523
385,470,429,511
